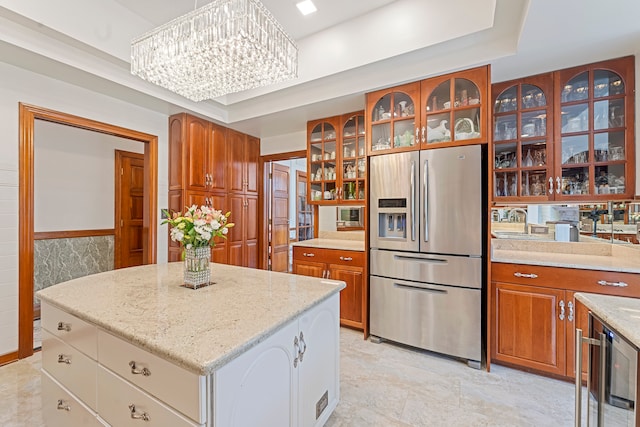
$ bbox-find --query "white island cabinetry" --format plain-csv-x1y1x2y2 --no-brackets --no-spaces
38,263,344,427
216,293,340,427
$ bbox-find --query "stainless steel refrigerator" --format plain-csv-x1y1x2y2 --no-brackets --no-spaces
369,144,485,368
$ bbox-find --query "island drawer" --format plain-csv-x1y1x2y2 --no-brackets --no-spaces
97,330,206,424
293,246,365,266
42,370,102,427
97,366,202,427
492,262,640,296
42,302,97,359
42,330,97,410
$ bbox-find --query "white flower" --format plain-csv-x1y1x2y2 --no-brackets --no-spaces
222,227,228,235
211,220,221,230
170,228,184,242
194,219,206,227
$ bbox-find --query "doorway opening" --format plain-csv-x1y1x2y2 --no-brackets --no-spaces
18,103,158,360
261,151,317,272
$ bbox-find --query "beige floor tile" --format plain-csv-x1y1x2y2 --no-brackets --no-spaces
0,328,576,427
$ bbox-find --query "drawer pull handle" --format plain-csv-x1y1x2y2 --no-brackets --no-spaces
129,361,151,376
57,322,71,332
57,354,71,364
128,404,150,421
514,272,538,279
57,399,71,411
339,256,353,261
293,336,299,368
299,331,307,362
559,300,565,321
568,301,574,322
303,252,315,257
597,280,628,287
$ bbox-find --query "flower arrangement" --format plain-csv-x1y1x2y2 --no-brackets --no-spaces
162,205,234,249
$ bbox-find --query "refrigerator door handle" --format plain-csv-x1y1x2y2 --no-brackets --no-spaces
410,160,416,241
423,159,429,243
393,255,447,264
393,282,447,294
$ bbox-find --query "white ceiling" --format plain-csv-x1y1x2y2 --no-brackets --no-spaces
0,0,639,139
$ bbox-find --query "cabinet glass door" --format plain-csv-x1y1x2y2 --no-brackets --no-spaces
558,66,629,199
309,122,337,201
370,90,417,152
424,78,482,144
492,81,552,200
342,114,366,201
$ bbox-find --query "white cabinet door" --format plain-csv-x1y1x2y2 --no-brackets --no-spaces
298,294,340,427
215,319,299,427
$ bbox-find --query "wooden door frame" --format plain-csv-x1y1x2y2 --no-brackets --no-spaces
114,149,145,269
259,150,307,270
18,103,158,359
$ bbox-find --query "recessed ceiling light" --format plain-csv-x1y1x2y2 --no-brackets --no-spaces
296,0,317,16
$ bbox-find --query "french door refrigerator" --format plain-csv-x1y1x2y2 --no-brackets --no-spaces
369,144,486,368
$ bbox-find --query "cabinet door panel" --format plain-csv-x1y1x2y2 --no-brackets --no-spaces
228,130,246,193
168,115,184,190
298,294,340,427
493,282,566,376
246,136,260,194
293,260,325,278
566,291,590,381
329,264,363,326
209,124,227,192
185,116,210,191
215,319,298,427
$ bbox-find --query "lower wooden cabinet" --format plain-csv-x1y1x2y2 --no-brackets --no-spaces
491,262,640,380
293,246,365,330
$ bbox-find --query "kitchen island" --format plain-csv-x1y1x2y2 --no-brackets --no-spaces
37,262,345,427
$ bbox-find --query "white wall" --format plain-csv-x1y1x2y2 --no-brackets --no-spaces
34,121,145,231
0,60,168,356
261,131,306,156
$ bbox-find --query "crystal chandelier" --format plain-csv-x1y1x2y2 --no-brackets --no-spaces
131,0,298,101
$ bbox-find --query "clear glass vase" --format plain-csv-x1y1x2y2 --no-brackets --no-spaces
183,246,211,289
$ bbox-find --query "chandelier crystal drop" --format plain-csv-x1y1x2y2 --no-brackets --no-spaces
131,0,298,101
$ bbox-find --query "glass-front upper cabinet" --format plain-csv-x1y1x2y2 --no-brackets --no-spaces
421,65,489,147
366,82,420,154
341,112,366,202
307,117,340,202
554,56,635,200
491,73,554,201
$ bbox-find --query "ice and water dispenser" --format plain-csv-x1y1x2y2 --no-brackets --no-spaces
376,198,408,240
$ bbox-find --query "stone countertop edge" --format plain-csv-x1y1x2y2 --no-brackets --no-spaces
36,262,346,375
290,238,365,252
574,293,640,349
491,250,640,274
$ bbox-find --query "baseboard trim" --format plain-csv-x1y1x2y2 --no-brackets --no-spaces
0,351,18,366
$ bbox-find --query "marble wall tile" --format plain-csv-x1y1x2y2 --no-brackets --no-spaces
34,236,114,303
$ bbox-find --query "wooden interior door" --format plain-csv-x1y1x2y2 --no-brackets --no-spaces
115,150,145,269
270,163,290,272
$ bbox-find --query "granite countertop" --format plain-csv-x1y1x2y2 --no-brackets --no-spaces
491,239,640,274
291,238,365,252
36,263,345,376
575,293,640,349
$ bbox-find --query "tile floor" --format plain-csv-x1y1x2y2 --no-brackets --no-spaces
0,328,577,427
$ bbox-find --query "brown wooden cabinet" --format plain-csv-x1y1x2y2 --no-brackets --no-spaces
168,113,259,267
292,246,365,330
307,112,366,204
491,55,635,202
491,261,640,380
365,65,490,155
491,73,555,201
